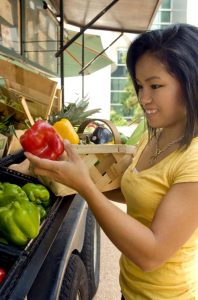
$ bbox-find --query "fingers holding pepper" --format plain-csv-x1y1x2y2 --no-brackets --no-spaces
24,142,93,193
24,152,62,178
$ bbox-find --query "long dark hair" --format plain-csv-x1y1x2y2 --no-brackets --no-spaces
126,23,198,147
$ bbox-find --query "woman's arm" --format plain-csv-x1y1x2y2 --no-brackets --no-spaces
83,180,198,272
25,143,198,272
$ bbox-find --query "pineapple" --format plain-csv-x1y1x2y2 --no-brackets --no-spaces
49,96,101,127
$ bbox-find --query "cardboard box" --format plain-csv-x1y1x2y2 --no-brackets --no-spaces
0,133,8,158
6,130,25,155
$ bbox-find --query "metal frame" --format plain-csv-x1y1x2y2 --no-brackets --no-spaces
55,0,119,57
56,0,120,105
30,0,122,104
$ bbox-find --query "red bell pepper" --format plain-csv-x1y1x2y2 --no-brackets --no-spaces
0,267,6,283
20,120,64,160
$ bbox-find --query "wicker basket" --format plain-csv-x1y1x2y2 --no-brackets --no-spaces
35,119,136,196
34,143,135,196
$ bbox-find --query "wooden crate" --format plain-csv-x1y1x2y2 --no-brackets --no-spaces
0,60,62,123
0,60,62,156
34,144,136,196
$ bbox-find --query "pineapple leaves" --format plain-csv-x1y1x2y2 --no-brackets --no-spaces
49,96,101,127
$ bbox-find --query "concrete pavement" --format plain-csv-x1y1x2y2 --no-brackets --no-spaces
93,203,126,300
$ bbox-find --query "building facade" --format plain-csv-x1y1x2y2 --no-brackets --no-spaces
152,0,187,29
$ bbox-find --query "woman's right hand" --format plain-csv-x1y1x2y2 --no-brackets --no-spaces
25,141,94,195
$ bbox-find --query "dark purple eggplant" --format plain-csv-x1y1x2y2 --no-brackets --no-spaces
90,126,113,144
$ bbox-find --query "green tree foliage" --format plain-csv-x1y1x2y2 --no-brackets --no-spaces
110,110,128,126
122,77,137,117
110,74,144,125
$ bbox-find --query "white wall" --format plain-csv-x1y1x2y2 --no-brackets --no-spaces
64,65,111,119
187,0,198,26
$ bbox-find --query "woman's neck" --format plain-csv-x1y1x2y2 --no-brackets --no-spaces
158,123,186,142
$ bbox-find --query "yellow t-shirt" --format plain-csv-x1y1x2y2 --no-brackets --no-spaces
120,135,198,300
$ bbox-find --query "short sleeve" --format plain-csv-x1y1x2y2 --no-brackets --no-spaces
171,142,198,184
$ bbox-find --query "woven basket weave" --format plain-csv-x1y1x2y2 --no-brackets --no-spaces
35,143,134,196
34,119,135,196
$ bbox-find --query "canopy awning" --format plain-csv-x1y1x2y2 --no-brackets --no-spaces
64,30,114,76
50,0,162,33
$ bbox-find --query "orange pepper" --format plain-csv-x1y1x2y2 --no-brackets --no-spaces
53,118,79,144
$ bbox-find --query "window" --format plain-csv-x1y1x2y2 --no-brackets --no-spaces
24,0,59,74
110,48,131,118
0,0,59,75
111,66,128,77
161,0,171,9
111,91,129,103
117,48,127,64
0,0,20,54
111,78,128,91
160,11,171,23
111,103,124,115
151,0,173,29
111,49,128,113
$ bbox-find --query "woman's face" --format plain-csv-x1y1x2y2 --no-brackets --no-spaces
135,52,186,130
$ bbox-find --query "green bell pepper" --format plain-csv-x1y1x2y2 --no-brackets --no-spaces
0,197,40,247
0,182,28,207
22,183,50,208
36,204,47,221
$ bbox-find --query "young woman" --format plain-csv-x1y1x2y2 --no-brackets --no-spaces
25,23,198,299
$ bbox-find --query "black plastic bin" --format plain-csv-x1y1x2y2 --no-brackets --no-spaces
0,162,71,299
0,163,66,299
0,151,100,300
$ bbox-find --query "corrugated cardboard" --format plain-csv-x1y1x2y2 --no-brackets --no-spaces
0,133,8,158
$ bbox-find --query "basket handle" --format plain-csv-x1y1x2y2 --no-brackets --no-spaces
77,118,121,144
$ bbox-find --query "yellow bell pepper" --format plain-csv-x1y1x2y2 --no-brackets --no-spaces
53,118,79,144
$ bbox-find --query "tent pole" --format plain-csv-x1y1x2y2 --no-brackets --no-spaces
55,0,119,57
82,33,85,98
43,0,65,106
60,0,64,106
79,32,123,74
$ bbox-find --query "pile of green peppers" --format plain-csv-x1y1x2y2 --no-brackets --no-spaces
0,182,51,247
